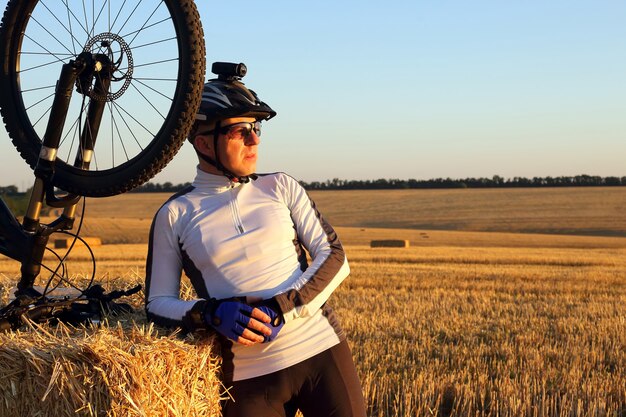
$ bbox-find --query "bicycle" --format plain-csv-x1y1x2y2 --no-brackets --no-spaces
0,0,206,331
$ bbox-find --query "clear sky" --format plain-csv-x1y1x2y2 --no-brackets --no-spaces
1,0,625,190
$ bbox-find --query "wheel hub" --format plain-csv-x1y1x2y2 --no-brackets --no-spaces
82,32,133,102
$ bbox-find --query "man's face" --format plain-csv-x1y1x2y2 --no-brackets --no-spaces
194,116,260,177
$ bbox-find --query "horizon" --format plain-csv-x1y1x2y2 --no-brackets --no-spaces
5,172,626,193
1,0,625,192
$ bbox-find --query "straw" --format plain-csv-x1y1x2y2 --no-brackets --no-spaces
0,318,223,417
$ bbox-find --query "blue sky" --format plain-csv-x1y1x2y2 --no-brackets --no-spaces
1,0,625,190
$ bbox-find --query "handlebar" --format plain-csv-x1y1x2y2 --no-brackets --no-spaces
0,284,141,333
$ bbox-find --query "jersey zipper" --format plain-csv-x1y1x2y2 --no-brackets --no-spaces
229,187,245,234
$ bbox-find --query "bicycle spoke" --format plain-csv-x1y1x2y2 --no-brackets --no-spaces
121,16,170,39
66,116,81,164
107,73,117,169
20,51,74,57
81,0,90,39
122,57,178,70
92,151,99,171
82,106,95,165
110,0,129,34
109,101,115,167
61,0,91,39
116,0,144,37
32,105,53,130
128,1,164,46
17,56,69,74
21,85,56,94
112,101,156,136
92,0,107,34
66,98,90,162
130,83,167,120
92,0,95,38
133,78,174,101
39,0,82,54
21,89,55,132
30,16,75,56
130,36,176,51
66,124,78,165
21,34,73,68
108,102,117,164
24,92,55,112
62,0,78,55
59,107,87,150
63,108,92,165
109,101,131,163
133,77,177,81
111,101,145,151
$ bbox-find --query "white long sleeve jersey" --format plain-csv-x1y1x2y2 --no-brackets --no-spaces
145,169,349,381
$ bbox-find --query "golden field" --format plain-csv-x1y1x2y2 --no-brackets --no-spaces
49,186,626,243
1,187,625,416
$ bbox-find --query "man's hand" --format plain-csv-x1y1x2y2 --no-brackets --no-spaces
205,298,272,345
251,298,285,343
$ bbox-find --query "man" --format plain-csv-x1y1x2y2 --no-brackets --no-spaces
145,62,366,417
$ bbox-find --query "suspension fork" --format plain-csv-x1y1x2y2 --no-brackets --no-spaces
62,53,112,221
16,53,111,295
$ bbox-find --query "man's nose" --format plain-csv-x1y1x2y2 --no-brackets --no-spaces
245,130,260,145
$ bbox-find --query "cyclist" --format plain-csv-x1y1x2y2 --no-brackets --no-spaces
145,63,366,417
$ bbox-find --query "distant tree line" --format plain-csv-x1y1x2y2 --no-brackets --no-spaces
302,175,626,190
0,185,20,195
129,182,192,193
126,175,626,192
2,175,624,200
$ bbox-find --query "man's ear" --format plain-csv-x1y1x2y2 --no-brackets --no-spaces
194,135,214,157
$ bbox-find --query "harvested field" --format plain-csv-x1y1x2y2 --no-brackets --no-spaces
1,228,625,416
308,187,626,237
50,187,626,244
339,244,626,416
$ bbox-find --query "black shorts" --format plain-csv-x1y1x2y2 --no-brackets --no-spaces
221,340,367,417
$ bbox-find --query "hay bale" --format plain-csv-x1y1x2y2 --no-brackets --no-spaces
54,237,102,249
0,321,223,417
370,239,410,248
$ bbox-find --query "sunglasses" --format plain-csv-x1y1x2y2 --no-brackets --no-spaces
200,121,262,141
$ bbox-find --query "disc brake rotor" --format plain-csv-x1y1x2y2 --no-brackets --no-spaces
81,32,133,102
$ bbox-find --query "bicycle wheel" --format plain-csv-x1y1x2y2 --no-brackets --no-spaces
0,0,205,197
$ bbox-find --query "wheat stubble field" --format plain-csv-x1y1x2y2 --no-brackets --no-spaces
1,187,625,416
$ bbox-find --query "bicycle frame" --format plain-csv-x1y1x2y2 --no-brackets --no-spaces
0,52,112,295
0,198,32,264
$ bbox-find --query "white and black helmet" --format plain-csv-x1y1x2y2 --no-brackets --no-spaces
191,62,275,183
195,62,276,124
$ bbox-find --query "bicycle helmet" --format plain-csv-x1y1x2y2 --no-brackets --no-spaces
191,62,276,182
195,66,276,123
